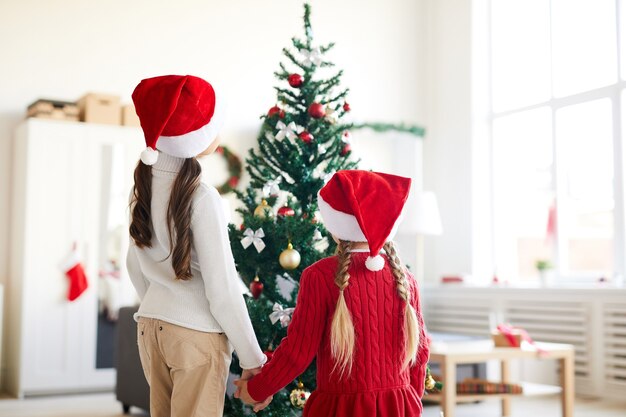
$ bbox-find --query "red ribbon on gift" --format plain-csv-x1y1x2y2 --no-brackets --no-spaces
497,324,547,355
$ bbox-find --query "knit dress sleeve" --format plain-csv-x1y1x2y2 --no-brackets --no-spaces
126,243,150,301
247,266,329,402
192,187,266,370
408,273,430,397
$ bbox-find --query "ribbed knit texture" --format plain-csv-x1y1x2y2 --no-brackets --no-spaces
126,153,266,369
247,252,430,417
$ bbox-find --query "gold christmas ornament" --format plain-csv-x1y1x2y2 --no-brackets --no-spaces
279,242,301,270
289,380,310,409
254,199,274,219
425,372,436,391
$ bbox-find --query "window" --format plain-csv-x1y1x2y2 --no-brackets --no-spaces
489,0,622,282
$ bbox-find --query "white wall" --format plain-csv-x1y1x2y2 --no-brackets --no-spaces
422,0,474,282
0,0,427,385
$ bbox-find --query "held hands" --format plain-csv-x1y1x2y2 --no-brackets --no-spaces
234,367,273,413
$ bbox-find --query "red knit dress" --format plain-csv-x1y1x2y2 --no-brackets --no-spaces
247,252,430,417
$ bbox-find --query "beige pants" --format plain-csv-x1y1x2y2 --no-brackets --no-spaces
137,318,232,417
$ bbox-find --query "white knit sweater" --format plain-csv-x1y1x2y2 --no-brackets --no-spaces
126,153,266,369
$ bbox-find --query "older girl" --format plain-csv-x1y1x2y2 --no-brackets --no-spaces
127,75,266,417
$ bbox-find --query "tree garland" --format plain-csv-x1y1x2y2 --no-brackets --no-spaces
215,145,243,195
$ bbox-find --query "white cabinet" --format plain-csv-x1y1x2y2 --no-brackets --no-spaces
6,119,143,397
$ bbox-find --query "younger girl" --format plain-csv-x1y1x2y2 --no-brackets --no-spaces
127,75,266,417
235,170,430,416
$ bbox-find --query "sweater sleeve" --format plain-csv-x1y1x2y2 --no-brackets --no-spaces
247,267,328,402
192,187,266,370
126,243,149,301
408,273,430,398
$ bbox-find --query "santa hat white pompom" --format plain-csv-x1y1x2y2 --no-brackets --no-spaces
140,147,159,165
365,255,385,272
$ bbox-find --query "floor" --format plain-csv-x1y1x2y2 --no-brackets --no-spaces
0,393,624,417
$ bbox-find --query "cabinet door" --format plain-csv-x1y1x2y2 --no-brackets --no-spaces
20,121,96,393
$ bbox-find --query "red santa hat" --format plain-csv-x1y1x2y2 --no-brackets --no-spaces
318,170,411,271
132,75,226,165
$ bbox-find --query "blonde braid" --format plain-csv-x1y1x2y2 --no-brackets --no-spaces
330,240,355,377
384,241,420,369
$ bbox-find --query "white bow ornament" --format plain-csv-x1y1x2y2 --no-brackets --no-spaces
301,47,322,67
269,302,295,328
275,121,299,141
263,177,282,197
240,228,266,253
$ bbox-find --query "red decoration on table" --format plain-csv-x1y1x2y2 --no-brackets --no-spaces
298,131,313,144
441,275,464,284
250,276,264,299
308,102,325,119
288,74,304,88
277,205,296,217
496,324,547,354
268,105,285,118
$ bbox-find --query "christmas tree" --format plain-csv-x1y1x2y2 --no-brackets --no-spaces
224,3,423,415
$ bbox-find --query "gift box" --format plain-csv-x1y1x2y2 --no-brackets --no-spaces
492,327,523,347
27,99,79,121
121,104,140,127
78,93,121,125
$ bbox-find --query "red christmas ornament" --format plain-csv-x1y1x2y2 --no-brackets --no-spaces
268,106,285,118
240,223,245,231
250,276,264,299
228,176,239,187
288,74,304,88
298,131,313,144
341,143,352,156
308,102,325,119
277,205,296,217
343,102,351,112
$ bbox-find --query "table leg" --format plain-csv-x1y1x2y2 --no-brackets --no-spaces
441,358,456,417
560,353,574,417
501,359,510,417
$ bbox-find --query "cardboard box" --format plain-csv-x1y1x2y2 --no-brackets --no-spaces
121,104,140,127
27,99,79,121
78,93,121,125
492,331,522,347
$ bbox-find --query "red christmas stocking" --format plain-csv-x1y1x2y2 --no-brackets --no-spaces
66,263,88,301
62,252,89,301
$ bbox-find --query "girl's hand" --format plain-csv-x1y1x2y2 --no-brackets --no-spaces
241,366,263,381
233,379,254,404
233,379,273,412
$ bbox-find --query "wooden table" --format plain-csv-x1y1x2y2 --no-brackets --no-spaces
426,341,575,417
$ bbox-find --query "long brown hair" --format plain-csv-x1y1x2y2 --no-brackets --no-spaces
129,158,202,280
330,240,420,377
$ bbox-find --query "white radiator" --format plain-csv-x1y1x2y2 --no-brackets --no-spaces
604,302,626,397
